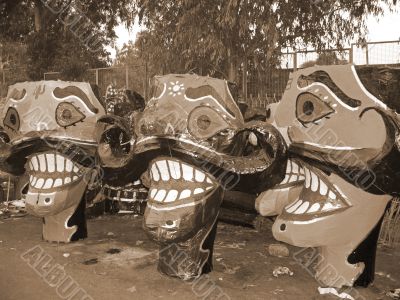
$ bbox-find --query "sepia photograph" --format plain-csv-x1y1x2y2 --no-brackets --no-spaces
0,0,400,299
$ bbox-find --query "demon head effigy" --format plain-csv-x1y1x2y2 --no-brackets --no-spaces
0,81,106,242
97,74,286,279
257,65,400,288
98,86,147,214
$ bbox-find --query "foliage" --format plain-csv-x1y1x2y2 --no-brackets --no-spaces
300,52,349,68
134,0,396,82
1,0,136,80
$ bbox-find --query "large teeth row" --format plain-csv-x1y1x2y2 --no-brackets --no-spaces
149,186,214,203
28,153,80,173
280,160,305,184
150,159,213,184
282,160,335,198
29,175,81,189
285,197,342,215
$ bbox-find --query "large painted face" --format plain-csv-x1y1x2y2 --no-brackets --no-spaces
0,81,105,242
258,65,400,288
97,74,286,279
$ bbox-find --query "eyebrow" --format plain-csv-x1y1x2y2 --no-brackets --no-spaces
297,71,361,108
53,86,99,113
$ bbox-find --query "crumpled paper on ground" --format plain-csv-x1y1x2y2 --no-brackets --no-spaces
272,266,293,277
318,287,355,300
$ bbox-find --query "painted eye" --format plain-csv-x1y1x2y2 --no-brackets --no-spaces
188,106,230,139
296,92,334,124
3,107,20,131
56,102,85,127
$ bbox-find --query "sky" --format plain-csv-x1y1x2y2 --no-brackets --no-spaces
107,6,400,60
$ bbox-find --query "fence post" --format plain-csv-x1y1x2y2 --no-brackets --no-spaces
349,44,353,64
293,52,298,71
365,43,369,65
144,61,148,101
242,58,248,103
125,65,129,89
95,69,99,86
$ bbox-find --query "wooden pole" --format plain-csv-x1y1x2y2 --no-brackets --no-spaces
6,176,10,205
242,58,248,103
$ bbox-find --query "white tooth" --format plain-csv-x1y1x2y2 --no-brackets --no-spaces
294,201,310,214
65,159,73,172
31,156,39,171
43,179,53,189
73,166,79,172
307,203,321,213
319,180,328,196
35,178,44,189
281,174,290,184
56,155,65,172
168,160,181,179
311,172,319,192
46,154,55,173
31,177,38,187
286,161,292,173
328,190,337,200
64,177,72,184
154,189,166,201
164,190,179,202
206,186,213,190
289,175,298,183
195,170,206,182
286,200,303,213
298,175,305,181
248,132,258,146
194,188,205,195
38,154,46,172
151,164,160,181
29,175,34,184
72,176,78,181
292,162,299,174
206,177,212,184
179,189,191,199
29,162,34,171
305,168,311,188
53,178,63,188
299,167,305,175
181,164,194,181
156,160,170,181
322,202,335,211
150,189,158,199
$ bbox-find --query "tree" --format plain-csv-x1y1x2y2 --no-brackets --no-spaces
0,0,136,80
300,51,349,68
134,0,396,83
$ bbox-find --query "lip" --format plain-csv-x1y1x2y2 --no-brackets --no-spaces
147,157,217,205
274,159,351,221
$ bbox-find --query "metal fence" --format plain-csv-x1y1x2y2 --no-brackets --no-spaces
44,64,148,100
244,40,400,108
2,40,400,104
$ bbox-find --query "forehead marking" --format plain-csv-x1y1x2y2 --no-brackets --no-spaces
53,86,98,114
9,88,27,102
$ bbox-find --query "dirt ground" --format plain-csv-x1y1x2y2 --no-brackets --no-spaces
0,214,398,300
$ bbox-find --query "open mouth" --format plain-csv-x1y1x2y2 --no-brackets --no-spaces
278,159,351,219
148,157,217,204
26,152,84,191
